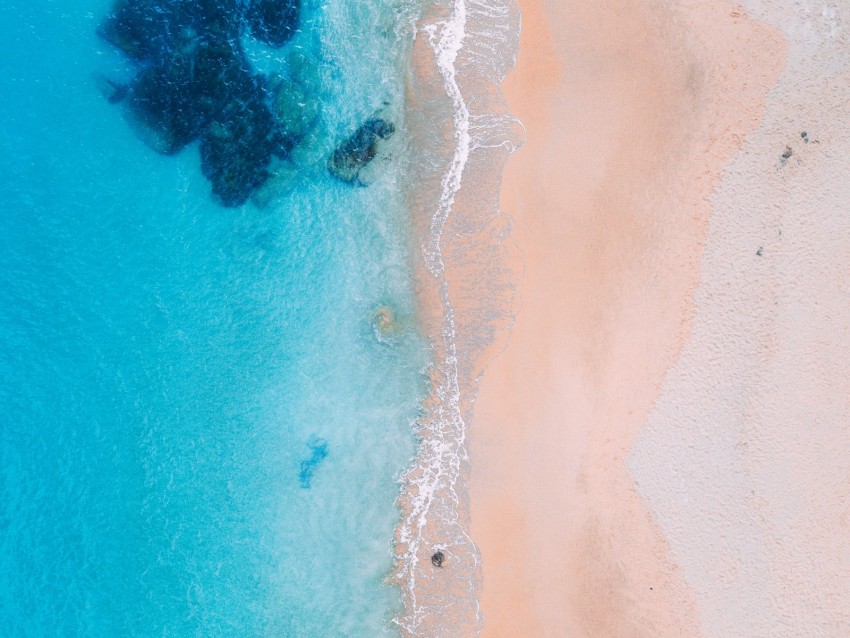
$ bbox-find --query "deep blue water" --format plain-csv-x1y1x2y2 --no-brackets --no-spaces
0,0,426,635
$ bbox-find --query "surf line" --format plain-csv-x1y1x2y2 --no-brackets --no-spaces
394,0,523,633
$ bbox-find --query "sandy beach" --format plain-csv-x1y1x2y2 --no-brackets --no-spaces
463,0,850,634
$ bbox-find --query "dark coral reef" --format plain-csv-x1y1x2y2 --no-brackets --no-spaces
97,0,301,206
98,0,399,206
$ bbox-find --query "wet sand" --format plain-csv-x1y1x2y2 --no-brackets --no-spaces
468,0,786,635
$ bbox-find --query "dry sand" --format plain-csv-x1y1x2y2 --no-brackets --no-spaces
468,0,788,635
630,2,850,635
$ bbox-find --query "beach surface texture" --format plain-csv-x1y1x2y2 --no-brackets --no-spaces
2,0,849,635
468,0,850,636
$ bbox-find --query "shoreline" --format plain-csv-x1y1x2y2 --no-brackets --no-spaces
469,0,785,635
393,0,523,634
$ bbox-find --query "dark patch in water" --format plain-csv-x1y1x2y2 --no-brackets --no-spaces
298,437,329,489
328,118,395,185
92,73,129,104
199,90,283,206
97,0,301,206
248,0,301,48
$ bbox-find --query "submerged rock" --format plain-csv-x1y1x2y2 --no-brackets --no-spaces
196,0,244,36
124,61,206,155
92,73,129,105
431,551,445,568
97,0,181,62
299,436,329,489
97,0,306,206
247,0,301,48
328,118,395,185
269,75,319,140
371,305,403,342
120,30,258,155
286,50,324,92
199,91,283,207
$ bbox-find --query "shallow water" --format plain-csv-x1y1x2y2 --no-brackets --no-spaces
0,0,429,635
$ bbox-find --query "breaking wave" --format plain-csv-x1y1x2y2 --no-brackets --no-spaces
394,0,524,634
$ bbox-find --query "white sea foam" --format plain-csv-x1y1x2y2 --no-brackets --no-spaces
394,0,522,634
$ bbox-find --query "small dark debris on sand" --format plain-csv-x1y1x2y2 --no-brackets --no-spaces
801,131,809,143
756,246,763,257
781,146,793,160
431,551,445,568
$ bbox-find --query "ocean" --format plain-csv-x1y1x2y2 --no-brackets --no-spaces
0,0,433,635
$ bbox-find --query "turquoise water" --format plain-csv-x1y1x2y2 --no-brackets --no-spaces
0,0,429,635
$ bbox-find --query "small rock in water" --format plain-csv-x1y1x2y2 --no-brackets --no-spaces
328,118,395,185
431,551,445,568
372,305,401,341
299,436,329,489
